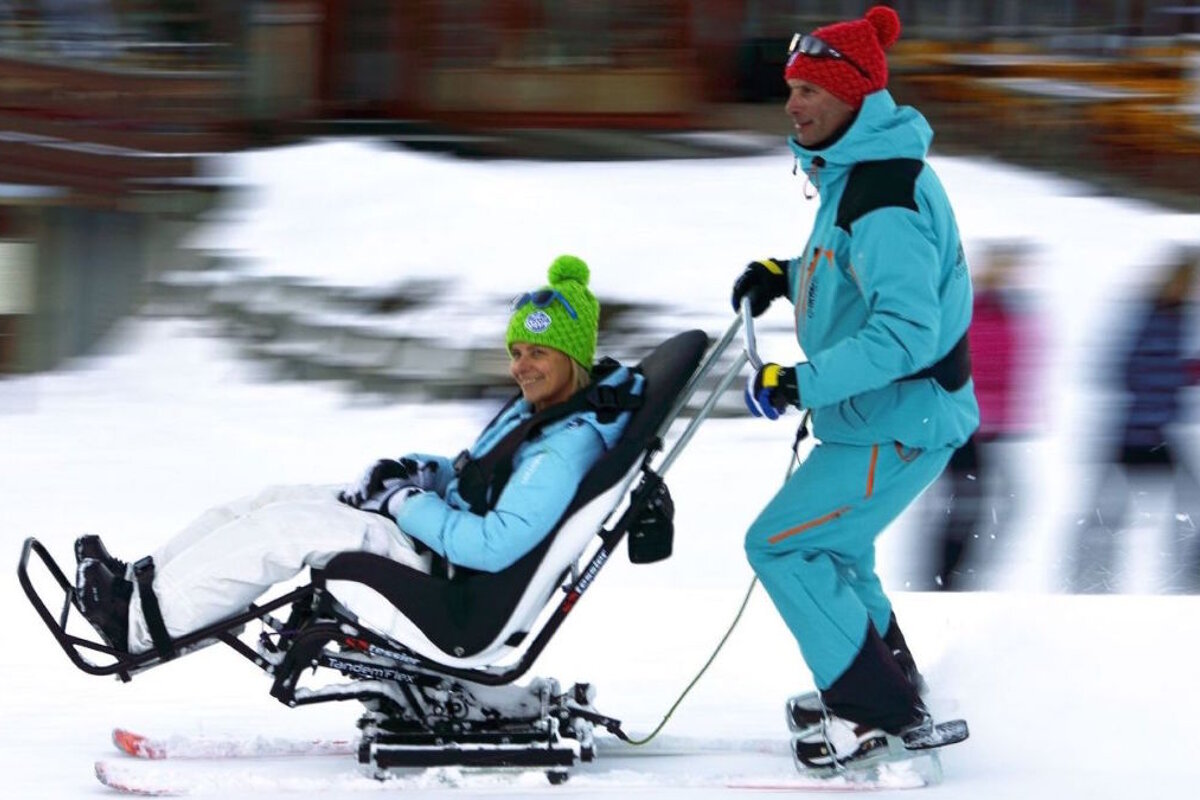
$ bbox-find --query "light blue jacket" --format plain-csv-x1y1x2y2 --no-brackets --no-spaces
393,366,642,573
784,90,979,449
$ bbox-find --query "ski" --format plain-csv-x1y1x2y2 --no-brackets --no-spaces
95,761,176,797
109,726,785,763
94,745,942,795
111,727,357,760
94,758,383,796
728,751,942,792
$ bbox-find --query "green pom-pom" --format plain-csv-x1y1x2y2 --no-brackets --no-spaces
548,254,590,287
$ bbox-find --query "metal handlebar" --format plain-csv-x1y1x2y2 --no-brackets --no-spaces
652,299,767,476
739,296,763,371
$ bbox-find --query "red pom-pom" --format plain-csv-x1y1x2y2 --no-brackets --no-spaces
866,5,901,49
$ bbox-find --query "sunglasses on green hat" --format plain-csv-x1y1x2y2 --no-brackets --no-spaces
513,288,578,320
787,32,870,79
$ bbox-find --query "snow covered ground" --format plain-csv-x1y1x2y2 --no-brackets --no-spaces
3,139,1200,798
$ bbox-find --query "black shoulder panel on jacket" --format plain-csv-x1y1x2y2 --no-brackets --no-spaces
835,158,924,234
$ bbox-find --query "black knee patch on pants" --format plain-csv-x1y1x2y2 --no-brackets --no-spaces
883,611,922,685
821,623,924,735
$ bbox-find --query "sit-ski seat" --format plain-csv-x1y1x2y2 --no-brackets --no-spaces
315,329,709,669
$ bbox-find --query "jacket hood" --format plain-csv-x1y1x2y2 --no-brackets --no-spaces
573,364,643,450
788,90,932,177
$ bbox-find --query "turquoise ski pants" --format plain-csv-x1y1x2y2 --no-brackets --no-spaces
744,441,953,689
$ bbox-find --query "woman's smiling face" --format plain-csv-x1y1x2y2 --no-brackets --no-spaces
509,342,576,412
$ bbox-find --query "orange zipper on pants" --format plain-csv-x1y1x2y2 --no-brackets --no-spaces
767,505,852,545
767,444,879,546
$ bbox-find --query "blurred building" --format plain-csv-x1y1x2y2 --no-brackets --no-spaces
292,1,710,128
0,1,243,374
2,1,1200,375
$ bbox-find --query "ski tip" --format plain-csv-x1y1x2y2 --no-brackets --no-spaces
95,760,179,796
112,728,163,759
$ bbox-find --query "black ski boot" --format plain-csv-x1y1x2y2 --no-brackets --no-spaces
787,624,924,774
788,690,896,773
792,711,892,774
74,534,128,578
821,624,926,736
75,558,132,653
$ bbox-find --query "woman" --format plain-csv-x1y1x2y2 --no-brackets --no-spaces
932,240,1041,590
74,255,642,655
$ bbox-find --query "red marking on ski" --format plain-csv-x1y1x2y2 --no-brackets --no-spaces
113,728,165,760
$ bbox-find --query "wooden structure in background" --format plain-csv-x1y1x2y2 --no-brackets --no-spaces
0,45,242,373
311,0,714,128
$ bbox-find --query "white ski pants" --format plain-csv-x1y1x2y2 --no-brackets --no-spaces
127,485,429,653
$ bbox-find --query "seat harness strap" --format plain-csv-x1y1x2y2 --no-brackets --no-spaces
132,556,176,661
454,359,642,516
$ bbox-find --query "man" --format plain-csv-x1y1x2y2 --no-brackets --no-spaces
731,6,978,773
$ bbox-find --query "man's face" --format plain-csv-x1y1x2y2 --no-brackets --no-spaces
784,78,856,148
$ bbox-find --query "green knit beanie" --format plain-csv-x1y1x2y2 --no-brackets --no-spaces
506,255,600,369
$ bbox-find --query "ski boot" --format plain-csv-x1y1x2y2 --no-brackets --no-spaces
75,558,132,653
75,534,129,578
791,710,893,776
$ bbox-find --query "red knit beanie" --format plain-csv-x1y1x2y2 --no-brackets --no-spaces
784,5,901,110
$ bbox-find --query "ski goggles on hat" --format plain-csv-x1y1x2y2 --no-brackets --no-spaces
787,33,870,79
513,288,578,319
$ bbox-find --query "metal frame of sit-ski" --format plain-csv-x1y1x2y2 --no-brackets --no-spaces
18,303,766,782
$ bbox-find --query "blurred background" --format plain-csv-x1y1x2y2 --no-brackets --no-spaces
2,1,1200,595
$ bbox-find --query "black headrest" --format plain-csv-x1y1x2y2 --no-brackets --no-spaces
571,329,709,507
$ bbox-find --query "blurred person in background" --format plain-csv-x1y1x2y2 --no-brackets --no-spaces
729,5,977,772
1071,245,1200,594
930,240,1044,590
70,257,644,656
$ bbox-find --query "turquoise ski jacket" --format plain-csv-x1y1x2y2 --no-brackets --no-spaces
784,89,979,448
393,366,642,573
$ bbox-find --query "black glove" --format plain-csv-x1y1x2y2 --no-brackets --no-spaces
731,258,790,317
745,363,801,420
338,457,418,509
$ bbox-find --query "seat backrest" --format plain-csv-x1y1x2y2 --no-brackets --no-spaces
322,329,710,665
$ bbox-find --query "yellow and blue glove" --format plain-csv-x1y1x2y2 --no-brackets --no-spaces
731,258,790,317
745,363,801,420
